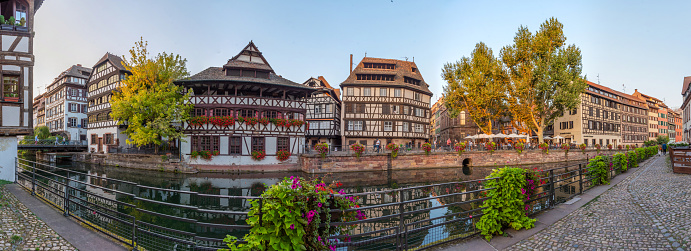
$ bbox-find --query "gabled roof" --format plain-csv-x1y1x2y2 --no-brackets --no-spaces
586,81,648,109
341,57,433,96
35,0,45,13
302,76,341,102
63,65,92,79
92,53,128,71
223,41,274,73
182,67,312,90
682,76,691,95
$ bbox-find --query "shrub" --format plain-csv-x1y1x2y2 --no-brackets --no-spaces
587,155,609,185
454,142,466,155
386,143,400,158
8,16,14,26
251,150,266,161
626,145,630,150
514,142,524,154
276,150,291,161
350,143,365,159
613,153,628,172
579,143,586,154
221,177,361,251
422,143,432,155
314,143,329,159
538,143,549,154
627,150,638,168
477,167,536,241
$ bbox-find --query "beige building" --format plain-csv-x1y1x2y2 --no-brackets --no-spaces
632,89,669,141
340,56,432,148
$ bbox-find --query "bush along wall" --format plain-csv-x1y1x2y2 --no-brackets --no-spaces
477,167,537,240
587,155,609,185
613,153,628,173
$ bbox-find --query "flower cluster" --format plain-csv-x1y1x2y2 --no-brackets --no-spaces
607,144,613,151
579,143,587,154
514,142,525,154
268,118,306,128
208,116,235,127
276,150,291,161
522,169,543,214
258,117,270,126
617,145,623,150
594,144,601,154
350,143,365,158
422,143,432,155
189,116,209,126
314,143,329,158
386,143,400,158
238,116,259,126
190,150,218,160
454,142,466,156
539,142,549,154
485,142,496,153
251,150,265,161
560,143,570,154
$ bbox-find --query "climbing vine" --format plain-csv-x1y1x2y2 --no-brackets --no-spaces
476,167,536,240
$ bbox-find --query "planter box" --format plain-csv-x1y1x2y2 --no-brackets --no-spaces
670,148,691,174
15,26,27,32
0,24,13,31
3,97,19,102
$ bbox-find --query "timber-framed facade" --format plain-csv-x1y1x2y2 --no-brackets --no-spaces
86,53,131,153
302,76,341,148
340,57,433,148
175,41,315,167
43,64,90,142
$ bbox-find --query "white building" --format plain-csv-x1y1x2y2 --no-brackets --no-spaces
86,53,131,153
44,65,91,143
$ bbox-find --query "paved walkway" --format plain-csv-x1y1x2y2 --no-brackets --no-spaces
0,184,75,250
440,155,691,251
5,184,127,251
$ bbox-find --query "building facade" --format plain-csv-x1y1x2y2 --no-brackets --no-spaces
436,98,481,146
430,97,443,143
632,89,670,141
0,0,43,181
619,93,648,146
302,76,341,148
43,65,90,143
340,57,432,148
86,53,131,153
175,41,313,167
670,109,682,142
682,77,691,142
32,92,44,128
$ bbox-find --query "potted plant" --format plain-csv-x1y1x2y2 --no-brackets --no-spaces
386,143,400,158
4,93,19,102
514,142,525,154
579,143,587,154
454,142,466,155
0,15,12,30
539,142,549,154
422,143,432,155
15,17,27,32
560,143,570,155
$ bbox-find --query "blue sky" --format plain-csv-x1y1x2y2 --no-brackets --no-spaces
34,0,690,107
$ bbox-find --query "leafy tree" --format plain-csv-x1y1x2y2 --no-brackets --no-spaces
500,17,587,143
110,38,192,149
656,135,669,145
442,42,508,134
34,126,50,139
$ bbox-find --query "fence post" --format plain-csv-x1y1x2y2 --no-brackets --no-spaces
258,199,263,227
578,164,583,195
132,217,137,249
397,189,405,251
63,173,70,217
549,170,555,208
14,158,17,183
31,161,36,196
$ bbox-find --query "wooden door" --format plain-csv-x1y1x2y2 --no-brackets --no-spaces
98,138,103,153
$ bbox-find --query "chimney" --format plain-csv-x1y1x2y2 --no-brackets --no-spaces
349,54,353,73
77,64,82,67
635,89,638,92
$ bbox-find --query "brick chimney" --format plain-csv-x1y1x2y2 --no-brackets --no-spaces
350,54,353,73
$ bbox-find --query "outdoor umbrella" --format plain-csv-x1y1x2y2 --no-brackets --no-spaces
553,136,564,139
543,136,553,140
507,133,521,138
494,133,509,138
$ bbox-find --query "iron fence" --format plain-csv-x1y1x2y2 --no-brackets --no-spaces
18,139,86,146
15,156,633,250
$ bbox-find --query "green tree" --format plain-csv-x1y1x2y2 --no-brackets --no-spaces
110,38,192,148
656,135,670,145
34,126,50,139
500,17,587,143
442,42,508,134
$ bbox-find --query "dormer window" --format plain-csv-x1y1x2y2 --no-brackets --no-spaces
412,67,417,73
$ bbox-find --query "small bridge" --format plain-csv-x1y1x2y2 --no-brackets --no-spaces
18,140,87,152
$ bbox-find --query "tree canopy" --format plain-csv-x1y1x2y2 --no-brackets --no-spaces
110,38,192,147
33,126,50,139
442,17,587,142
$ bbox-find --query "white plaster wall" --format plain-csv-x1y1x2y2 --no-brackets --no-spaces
188,155,291,166
2,106,20,126
0,137,17,181
265,137,277,155
1,35,14,51
14,37,28,53
219,136,229,155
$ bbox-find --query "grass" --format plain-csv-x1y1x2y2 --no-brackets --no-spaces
10,235,22,244
0,179,12,186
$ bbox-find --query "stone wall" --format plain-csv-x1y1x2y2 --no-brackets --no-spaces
72,153,194,173
301,149,627,173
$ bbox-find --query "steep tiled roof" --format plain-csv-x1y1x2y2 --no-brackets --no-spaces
586,81,647,109
682,76,691,95
63,65,92,79
35,0,44,13
341,57,433,96
92,53,128,71
223,41,274,72
182,67,312,90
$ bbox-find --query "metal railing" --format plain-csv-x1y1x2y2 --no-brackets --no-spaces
107,146,181,160
14,156,639,250
18,139,86,146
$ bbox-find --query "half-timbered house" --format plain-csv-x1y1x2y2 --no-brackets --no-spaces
175,41,314,168
44,64,90,143
302,76,341,148
0,0,43,181
86,53,131,153
340,56,433,148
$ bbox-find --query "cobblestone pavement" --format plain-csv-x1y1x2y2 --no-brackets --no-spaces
508,155,691,251
0,184,76,251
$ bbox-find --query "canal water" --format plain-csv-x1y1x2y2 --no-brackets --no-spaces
19,155,584,250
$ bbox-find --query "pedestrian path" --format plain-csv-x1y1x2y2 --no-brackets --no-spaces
5,183,127,251
438,155,688,251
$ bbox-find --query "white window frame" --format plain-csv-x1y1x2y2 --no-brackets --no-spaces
346,87,353,96
394,89,402,97
384,121,393,131
379,88,387,97
415,124,423,133
402,122,409,132
364,88,371,96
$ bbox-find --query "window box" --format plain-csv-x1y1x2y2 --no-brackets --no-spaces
3,97,19,102
14,25,27,32
0,24,12,31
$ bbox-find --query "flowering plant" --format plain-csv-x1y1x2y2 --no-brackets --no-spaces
386,143,400,158
560,143,570,154
454,142,466,156
208,116,236,127
189,116,209,126
276,150,291,161
251,150,265,161
595,144,601,154
422,143,432,155
314,143,329,159
191,150,216,160
477,167,536,240
607,144,613,151
522,169,543,214
514,142,525,154
258,117,270,126
579,143,586,154
485,142,496,153
222,177,362,251
538,142,549,154
626,145,630,150
350,143,365,159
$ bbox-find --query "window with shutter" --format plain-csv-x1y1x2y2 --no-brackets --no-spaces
382,104,390,114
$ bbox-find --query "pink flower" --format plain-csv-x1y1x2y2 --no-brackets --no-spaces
290,224,294,230
520,188,526,194
339,189,345,194
318,203,322,207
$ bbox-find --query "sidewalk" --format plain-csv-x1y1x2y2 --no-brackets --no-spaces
6,183,127,251
439,155,664,251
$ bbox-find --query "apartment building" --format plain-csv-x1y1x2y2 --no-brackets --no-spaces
436,97,481,146
430,97,443,143
32,93,44,128
681,76,691,142
632,89,670,140
340,56,432,148
554,81,648,147
669,109,682,142
43,65,90,142
302,76,341,147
